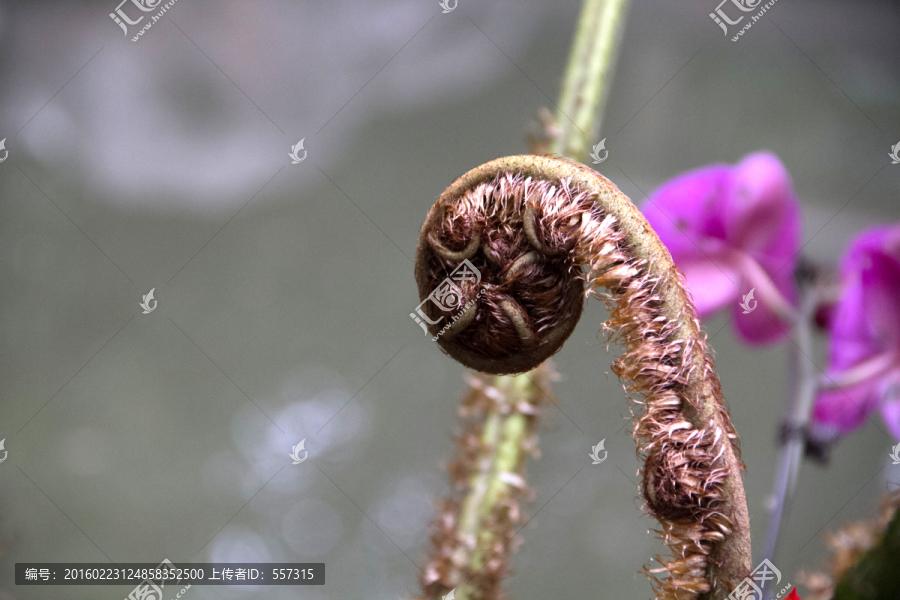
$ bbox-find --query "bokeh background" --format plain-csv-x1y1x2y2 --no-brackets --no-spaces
1,0,899,598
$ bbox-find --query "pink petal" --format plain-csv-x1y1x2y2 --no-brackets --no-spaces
882,399,900,441
862,249,900,347
732,302,789,345
643,165,732,260
839,224,897,279
725,153,801,264
813,378,882,434
825,224,900,372
679,257,741,316
732,268,794,345
827,276,880,370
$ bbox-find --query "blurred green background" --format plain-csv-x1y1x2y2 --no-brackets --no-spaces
1,0,899,598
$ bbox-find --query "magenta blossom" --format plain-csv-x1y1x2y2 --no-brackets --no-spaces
643,152,801,344
813,224,900,440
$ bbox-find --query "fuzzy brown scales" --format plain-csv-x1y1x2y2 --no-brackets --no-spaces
417,174,588,373
419,373,541,600
415,156,751,599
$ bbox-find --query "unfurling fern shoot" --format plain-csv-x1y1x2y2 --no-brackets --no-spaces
416,155,751,600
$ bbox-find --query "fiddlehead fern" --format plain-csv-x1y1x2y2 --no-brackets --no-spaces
416,155,752,599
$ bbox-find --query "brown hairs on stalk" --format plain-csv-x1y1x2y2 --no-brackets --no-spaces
415,155,752,599
418,368,547,600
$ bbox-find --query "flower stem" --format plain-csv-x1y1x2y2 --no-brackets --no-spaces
761,270,820,589
550,0,630,162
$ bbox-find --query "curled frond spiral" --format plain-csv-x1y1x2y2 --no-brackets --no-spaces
415,155,752,599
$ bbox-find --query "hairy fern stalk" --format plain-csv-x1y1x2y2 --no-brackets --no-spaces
418,368,548,600
416,155,751,600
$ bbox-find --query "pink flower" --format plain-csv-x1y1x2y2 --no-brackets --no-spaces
643,152,801,345
813,224,900,440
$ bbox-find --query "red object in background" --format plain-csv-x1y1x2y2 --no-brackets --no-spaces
785,587,801,600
